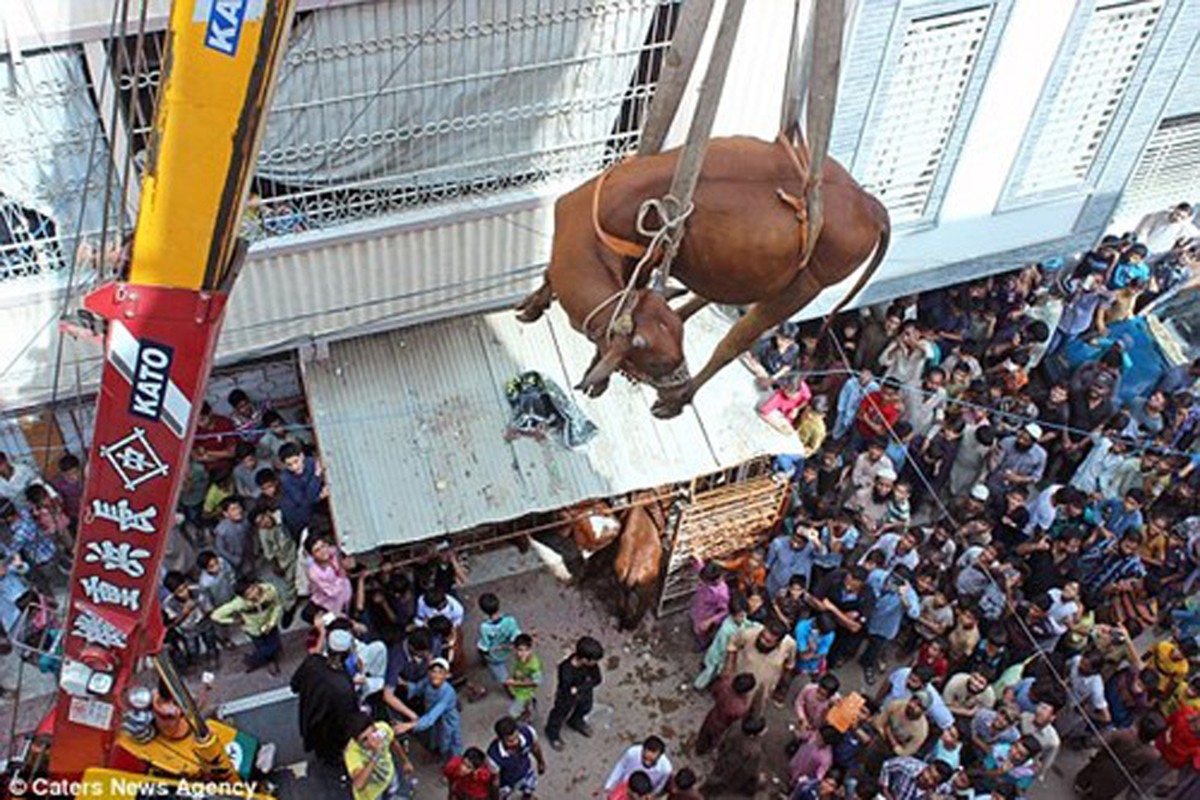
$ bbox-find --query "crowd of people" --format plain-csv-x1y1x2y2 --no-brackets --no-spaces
1,202,1199,799
688,203,1200,799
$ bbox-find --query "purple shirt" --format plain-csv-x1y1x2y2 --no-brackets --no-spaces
788,732,833,784
690,580,730,639
50,475,83,521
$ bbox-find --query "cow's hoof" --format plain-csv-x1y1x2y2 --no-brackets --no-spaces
514,304,545,323
651,397,686,419
577,379,609,399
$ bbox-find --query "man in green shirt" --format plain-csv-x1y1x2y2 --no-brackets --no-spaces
343,712,413,800
211,577,283,675
505,633,543,723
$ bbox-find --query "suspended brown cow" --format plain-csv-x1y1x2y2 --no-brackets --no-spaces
515,132,890,418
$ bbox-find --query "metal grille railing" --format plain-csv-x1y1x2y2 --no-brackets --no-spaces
1114,112,1200,224
116,0,680,242
0,1,678,281
0,45,125,283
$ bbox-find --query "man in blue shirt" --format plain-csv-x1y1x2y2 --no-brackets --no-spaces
1097,489,1146,539
1108,244,1150,289
860,565,920,684
1,499,57,593
766,526,817,596
486,715,546,799
1046,272,1112,361
278,442,325,540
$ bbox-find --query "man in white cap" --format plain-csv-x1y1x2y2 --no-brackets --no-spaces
949,484,995,546
847,465,897,534
986,422,1046,501
318,619,389,703
393,657,462,758
290,620,360,795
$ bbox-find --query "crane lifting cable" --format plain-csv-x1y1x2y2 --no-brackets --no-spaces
613,0,846,331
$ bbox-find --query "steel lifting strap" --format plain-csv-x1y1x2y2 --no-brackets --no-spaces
637,0,718,159
645,0,747,296
799,0,846,267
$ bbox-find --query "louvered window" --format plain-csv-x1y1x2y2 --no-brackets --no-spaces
1010,0,1164,199
1116,113,1200,222
858,5,992,225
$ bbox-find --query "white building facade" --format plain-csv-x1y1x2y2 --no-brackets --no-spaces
1,0,1198,416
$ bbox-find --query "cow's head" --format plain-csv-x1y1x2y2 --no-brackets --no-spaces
577,289,688,397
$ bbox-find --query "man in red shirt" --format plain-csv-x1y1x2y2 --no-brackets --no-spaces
1158,707,1200,798
608,770,654,800
854,382,905,448
193,401,238,475
443,747,494,799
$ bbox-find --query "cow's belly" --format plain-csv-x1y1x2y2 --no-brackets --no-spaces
665,196,807,304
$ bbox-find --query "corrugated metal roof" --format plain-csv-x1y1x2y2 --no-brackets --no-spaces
302,305,790,552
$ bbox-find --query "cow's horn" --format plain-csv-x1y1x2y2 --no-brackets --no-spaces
577,344,628,392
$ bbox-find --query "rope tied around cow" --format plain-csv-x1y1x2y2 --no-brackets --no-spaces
581,193,695,346
637,193,695,291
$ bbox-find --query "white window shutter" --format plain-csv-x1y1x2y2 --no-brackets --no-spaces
858,5,993,225
1116,113,1200,222
1012,0,1165,198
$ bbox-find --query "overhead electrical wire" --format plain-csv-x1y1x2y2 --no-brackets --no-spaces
823,327,1156,800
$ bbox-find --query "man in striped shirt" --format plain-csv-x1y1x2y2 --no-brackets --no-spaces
879,756,952,800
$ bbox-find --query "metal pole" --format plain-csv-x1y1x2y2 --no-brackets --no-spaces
637,0,718,157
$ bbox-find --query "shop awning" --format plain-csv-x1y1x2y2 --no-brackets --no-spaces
301,306,792,552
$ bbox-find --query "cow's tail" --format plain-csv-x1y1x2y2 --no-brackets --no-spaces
817,213,891,347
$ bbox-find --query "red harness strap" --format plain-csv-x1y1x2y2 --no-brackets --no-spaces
592,164,652,261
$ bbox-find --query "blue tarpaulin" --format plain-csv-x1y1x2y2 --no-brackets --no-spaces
1060,317,1169,407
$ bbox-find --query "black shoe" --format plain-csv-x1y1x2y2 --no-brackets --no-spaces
549,738,565,752
567,721,593,737
282,607,296,630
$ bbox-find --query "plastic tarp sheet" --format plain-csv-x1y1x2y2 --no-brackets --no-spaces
1061,316,1169,406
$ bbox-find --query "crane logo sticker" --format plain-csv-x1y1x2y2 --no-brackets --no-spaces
201,0,253,56
99,428,170,492
107,321,192,438
79,576,141,611
128,339,173,421
89,498,159,534
84,540,153,579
